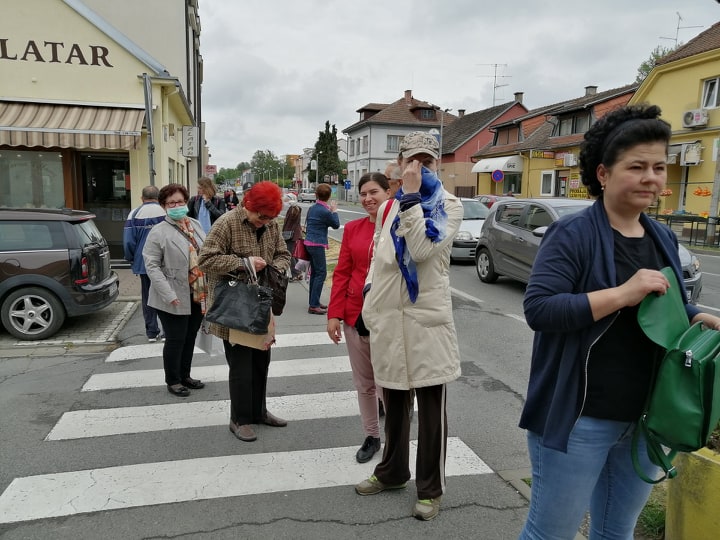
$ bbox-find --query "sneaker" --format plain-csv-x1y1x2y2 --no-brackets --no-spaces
355,436,381,463
355,474,406,496
412,497,441,521
148,336,157,342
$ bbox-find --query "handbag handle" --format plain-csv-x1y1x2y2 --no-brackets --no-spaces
242,257,259,284
631,415,678,484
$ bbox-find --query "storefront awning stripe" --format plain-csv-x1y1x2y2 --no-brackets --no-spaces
0,102,145,150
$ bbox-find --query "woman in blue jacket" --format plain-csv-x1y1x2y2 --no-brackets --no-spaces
304,183,340,314
518,104,720,539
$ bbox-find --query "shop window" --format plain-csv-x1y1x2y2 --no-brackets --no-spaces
0,150,65,208
503,173,522,195
540,170,555,196
81,153,130,205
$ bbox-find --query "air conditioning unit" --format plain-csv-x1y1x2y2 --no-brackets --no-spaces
563,153,578,167
682,109,708,129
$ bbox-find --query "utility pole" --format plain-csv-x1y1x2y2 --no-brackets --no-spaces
477,63,511,106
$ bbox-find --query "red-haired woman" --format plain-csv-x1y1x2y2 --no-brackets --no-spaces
199,181,291,442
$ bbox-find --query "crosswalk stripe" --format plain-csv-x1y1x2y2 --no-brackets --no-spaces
82,356,351,391
105,332,333,362
46,391,363,440
0,437,491,524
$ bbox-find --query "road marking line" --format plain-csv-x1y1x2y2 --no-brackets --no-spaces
450,287,484,304
105,332,333,362
46,391,362,440
697,303,720,313
83,356,351,391
0,438,491,524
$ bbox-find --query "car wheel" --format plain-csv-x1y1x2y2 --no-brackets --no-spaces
476,248,499,283
1,287,66,340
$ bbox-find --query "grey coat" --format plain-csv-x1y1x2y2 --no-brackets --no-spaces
143,217,206,315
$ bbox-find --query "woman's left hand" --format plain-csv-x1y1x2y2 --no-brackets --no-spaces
327,318,342,344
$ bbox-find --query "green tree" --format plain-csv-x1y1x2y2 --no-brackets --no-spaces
635,45,675,83
312,121,343,184
250,150,286,185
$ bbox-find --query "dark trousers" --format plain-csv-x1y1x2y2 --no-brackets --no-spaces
139,273,161,338
374,384,448,499
223,341,271,425
156,300,204,386
306,244,327,307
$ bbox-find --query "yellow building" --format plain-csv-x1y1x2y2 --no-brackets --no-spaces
630,23,720,217
0,0,204,257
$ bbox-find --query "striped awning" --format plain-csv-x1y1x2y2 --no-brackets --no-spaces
0,102,145,150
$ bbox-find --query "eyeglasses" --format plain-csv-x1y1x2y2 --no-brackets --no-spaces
257,212,277,221
165,200,186,208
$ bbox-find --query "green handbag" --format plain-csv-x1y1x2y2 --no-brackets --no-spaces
634,267,720,483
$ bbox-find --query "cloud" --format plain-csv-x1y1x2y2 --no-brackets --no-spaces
198,0,719,168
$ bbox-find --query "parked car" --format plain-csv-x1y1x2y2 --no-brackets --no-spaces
474,194,515,209
451,198,490,262
474,198,703,304
298,188,317,202
0,208,119,340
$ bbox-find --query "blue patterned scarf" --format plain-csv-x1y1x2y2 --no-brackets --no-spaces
390,167,447,303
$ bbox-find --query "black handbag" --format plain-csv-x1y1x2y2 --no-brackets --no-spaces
205,258,273,334
258,265,289,316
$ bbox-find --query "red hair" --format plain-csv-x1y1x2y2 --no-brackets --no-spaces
243,181,283,217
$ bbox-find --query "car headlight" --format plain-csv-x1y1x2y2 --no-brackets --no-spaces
455,231,473,241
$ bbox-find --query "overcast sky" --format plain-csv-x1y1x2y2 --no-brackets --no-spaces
198,0,719,170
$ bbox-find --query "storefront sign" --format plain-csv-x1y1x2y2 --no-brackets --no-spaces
182,126,199,157
530,150,555,159
0,39,113,67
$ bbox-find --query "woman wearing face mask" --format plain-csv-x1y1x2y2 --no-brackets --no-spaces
143,183,208,397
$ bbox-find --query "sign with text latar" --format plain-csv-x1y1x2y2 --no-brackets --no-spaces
182,126,199,157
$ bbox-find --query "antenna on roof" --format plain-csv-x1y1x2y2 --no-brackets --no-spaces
477,64,511,106
659,11,702,48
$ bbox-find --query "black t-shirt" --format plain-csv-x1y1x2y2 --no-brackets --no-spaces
582,229,665,421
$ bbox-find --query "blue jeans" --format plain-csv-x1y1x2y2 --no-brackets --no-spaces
306,244,326,308
519,417,658,540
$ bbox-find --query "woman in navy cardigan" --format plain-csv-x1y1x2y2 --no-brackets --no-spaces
518,104,720,539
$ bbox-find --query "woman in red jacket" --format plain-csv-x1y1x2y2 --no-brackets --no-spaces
327,172,390,463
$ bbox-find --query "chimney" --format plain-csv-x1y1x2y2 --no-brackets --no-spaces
514,92,524,104
404,89,412,105
458,109,465,118
585,85,598,96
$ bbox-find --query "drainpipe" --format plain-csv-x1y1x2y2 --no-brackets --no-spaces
142,73,156,186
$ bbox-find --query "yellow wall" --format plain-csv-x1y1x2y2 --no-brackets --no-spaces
631,51,720,215
2,0,149,105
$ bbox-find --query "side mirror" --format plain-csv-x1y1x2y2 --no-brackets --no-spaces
532,226,549,237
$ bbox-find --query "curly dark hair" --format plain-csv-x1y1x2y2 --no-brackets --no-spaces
158,183,189,206
358,172,390,191
579,104,671,197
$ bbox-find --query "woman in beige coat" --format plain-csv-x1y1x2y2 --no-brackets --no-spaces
355,131,463,521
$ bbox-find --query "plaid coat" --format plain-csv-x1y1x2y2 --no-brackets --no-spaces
197,208,291,340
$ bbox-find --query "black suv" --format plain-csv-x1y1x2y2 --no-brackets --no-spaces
0,208,119,340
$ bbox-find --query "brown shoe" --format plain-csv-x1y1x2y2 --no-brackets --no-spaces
262,411,288,427
229,421,257,442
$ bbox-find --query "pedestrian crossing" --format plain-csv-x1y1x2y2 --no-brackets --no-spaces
0,331,494,525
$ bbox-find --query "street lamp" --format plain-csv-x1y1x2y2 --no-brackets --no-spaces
317,150,323,184
439,108,451,180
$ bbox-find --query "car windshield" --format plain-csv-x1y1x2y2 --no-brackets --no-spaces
461,199,490,220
